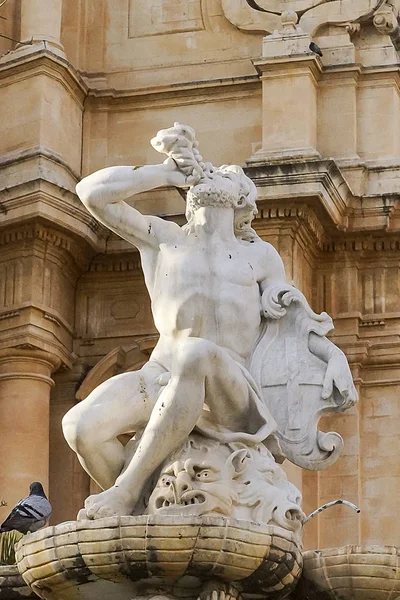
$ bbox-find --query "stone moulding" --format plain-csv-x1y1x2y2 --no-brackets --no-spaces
0,565,37,600
300,544,400,599
15,516,302,600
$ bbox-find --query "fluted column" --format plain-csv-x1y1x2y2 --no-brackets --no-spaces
0,349,60,519
20,0,64,53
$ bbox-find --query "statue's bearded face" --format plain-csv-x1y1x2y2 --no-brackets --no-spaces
147,446,239,517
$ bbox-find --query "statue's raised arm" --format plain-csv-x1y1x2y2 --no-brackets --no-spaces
76,123,204,250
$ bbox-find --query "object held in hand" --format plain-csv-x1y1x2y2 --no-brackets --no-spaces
151,122,206,183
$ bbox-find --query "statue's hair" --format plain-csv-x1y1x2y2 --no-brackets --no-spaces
183,165,260,242
232,443,304,531
167,433,229,462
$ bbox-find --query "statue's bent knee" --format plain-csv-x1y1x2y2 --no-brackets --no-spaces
178,338,217,372
62,406,95,455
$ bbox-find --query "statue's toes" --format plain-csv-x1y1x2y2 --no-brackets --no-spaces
84,494,97,509
86,501,119,520
97,504,119,518
77,508,89,520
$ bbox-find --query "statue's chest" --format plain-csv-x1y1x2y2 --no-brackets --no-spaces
159,244,256,287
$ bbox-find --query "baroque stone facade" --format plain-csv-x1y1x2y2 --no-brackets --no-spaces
0,0,399,555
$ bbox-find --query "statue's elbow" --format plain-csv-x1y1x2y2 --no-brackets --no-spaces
76,177,102,210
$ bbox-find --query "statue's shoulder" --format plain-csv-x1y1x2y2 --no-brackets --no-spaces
241,236,276,254
241,236,285,279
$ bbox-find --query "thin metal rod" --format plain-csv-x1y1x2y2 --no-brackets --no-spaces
304,499,360,523
0,0,8,19
0,33,32,45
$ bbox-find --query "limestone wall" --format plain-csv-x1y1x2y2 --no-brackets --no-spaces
0,0,399,552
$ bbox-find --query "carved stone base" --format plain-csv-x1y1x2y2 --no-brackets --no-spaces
15,516,303,600
0,565,37,599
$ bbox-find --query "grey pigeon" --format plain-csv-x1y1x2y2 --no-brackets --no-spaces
309,41,323,57
0,482,52,534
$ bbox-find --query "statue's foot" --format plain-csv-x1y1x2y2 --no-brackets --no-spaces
84,487,135,519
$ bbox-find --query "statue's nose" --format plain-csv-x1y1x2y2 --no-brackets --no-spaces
174,472,193,501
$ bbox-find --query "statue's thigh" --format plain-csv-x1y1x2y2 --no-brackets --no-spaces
72,361,165,435
205,351,250,414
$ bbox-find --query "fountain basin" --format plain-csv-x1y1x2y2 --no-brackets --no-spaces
15,515,302,600
0,565,37,599
300,544,400,599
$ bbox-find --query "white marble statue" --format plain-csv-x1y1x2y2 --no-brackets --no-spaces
62,123,357,521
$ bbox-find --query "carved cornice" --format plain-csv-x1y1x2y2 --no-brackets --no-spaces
0,222,73,250
322,235,400,253
85,75,261,111
246,159,352,230
0,181,108,254
0,221,94,273
0,304,74,336
254,197,400,258
0,325,73,369
0,347,61,373
0,45,87,108
253,53,322,83
256,202,327,251
357,65,400,90
0,144,80,184
88,252,142,274
248,157,400,234
0,308,68,333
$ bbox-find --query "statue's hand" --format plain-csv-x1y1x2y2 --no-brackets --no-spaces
151,122,205,187
163,156,203,188
261,284,297,320
322,351,358,408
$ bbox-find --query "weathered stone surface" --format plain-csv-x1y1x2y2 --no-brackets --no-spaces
0,565,37,600
299,545,400,599
15,517,302,600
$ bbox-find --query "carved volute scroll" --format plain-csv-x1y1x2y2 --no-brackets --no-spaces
222,0,396,35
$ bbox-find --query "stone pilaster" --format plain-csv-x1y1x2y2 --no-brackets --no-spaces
0,348,60,524
0,223,94,368
251,21,321,162
20,0,65,55
49,365,90,525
